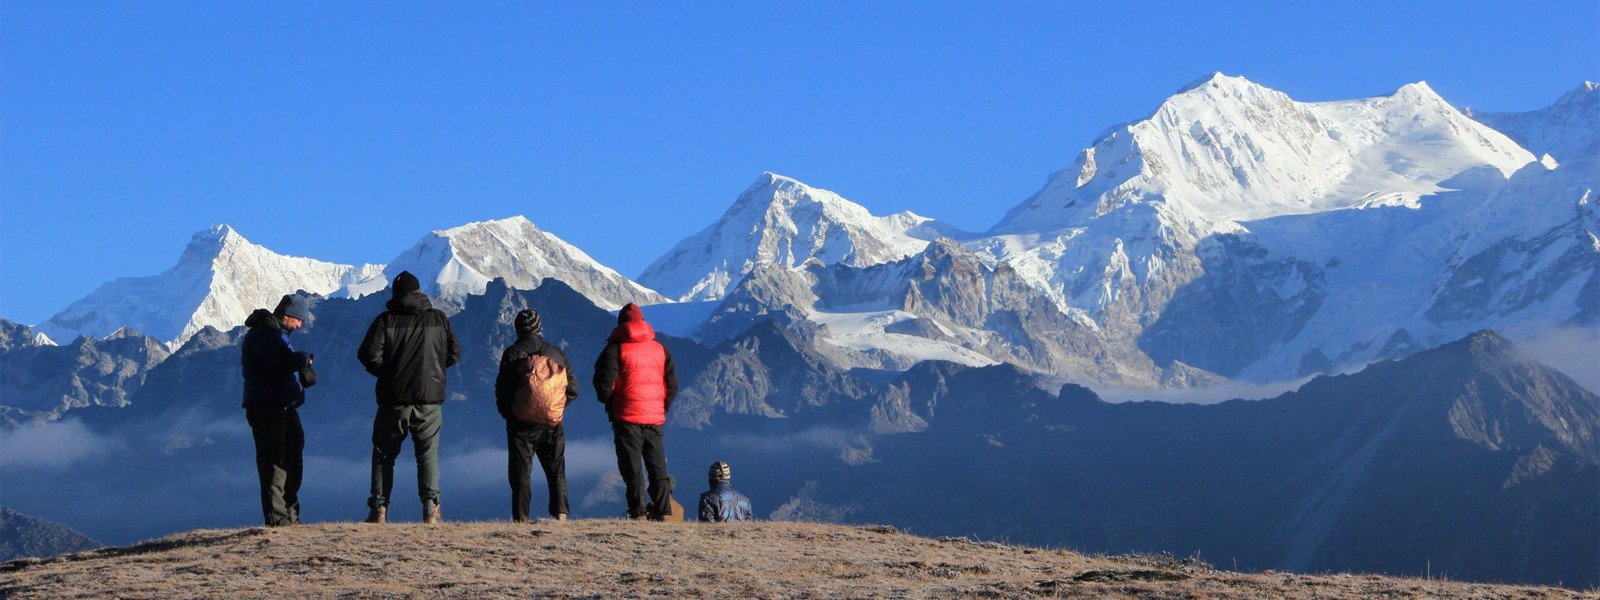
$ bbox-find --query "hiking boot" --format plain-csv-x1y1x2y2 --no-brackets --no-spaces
423,504,442,524
365,506,387,524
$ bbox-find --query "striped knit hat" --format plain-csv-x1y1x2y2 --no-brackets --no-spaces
514,309,542,336
709,461,732,483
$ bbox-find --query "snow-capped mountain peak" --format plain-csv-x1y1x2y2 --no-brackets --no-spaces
39,225,382,348
990,74,1536,236
638,172,949,302
381,216,666,310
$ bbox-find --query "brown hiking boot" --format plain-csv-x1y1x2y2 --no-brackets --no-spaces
423,504,442,524
364,506,386,524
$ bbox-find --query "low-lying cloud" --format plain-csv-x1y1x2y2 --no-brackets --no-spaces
1518,326,1600,395
1095,376,1316,405
706,426,857,455
0,419,119,469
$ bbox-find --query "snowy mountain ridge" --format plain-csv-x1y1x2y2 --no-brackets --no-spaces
378,216,666,311
36,218,665,348
637,173,952,302
23,74,1596,391
991,73,1534,236
38,226,383,348
660,73,1593,388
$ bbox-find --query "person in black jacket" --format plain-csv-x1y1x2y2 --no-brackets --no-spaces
495,309,579,522
241,294,315,527
357,271,461,524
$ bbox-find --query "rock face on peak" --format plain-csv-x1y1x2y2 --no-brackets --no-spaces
1467,82,1600,163
380,216,666,312
795,330,1600,587
0,318,168,425
638,173,949,302
37,225,382,348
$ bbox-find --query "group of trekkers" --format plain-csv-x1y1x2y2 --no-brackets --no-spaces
238,271,753,527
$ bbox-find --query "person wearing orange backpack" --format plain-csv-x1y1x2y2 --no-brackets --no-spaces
495,309,579,522
594,303,679,521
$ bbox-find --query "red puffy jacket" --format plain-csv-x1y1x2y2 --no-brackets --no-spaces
593,305,677,425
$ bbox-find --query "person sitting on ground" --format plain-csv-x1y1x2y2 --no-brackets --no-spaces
698,461,753,522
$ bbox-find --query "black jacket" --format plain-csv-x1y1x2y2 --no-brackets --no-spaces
357,292,461,406
495,333,580,429
241,309,311,409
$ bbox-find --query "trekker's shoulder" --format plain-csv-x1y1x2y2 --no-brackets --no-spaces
542,341,571,363
500,345,524,363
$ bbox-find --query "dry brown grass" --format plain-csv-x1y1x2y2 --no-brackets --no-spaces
0,519,1591,599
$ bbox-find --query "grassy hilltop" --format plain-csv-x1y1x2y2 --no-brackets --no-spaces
1,520,1591,599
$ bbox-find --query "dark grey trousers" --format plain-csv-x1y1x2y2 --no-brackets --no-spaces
611,422,670,519
369,404,442,509
508,424,568,521
246,406,304,526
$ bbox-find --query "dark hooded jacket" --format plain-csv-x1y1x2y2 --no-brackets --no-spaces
241,308,311,409
495,332,580,429
593,304,677,425
357,292,461,406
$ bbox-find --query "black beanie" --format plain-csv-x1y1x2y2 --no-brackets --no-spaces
393,271,421,297
514,309,542,336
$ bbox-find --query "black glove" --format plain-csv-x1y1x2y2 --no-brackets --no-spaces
298,353,317,388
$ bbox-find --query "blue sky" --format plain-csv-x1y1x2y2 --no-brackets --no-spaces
3,2,1596,325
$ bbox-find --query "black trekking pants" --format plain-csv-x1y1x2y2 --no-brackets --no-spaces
611,422,670,520
507,423,568,521
246,405,304,527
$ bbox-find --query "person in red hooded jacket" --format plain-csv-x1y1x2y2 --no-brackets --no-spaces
593,303,678,520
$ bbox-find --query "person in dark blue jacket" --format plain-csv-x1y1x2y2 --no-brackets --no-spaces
241,294,315,527
698,461,753,522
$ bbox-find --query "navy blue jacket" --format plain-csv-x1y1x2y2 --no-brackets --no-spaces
698,482,753,522
240,309,311,409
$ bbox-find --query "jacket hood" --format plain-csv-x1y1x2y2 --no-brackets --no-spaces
618,302,644,324
608,320,656,343
386,291,433,315
244,308,283,332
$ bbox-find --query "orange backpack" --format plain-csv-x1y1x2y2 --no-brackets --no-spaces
513,353,568,426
